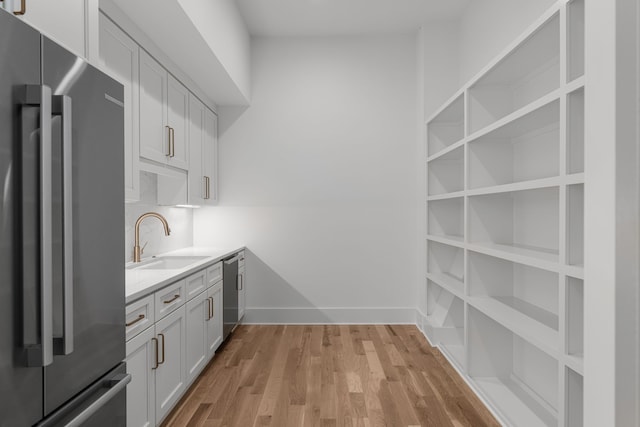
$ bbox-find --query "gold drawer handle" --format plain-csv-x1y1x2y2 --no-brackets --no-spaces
163,294,180,304
14,0,26,15
126,314,145,327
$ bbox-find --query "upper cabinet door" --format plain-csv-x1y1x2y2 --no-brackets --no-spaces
139,50,169,165
99,13,140,202
188,95,206,205
166,75,189,170
6,0,86,58
202,109,218,205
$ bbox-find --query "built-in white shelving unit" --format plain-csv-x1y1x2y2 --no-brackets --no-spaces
421,1,585,425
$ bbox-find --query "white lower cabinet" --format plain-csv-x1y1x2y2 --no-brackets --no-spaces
206,282,223,358
185,291,208,385
125,262,225,426
125,326,156,427
154,306,187,423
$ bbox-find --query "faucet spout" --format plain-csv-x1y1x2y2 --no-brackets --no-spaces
133,212,171,262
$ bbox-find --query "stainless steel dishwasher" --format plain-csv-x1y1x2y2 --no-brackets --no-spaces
223,254,240,339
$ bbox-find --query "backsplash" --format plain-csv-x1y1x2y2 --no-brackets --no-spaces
124,171,194,262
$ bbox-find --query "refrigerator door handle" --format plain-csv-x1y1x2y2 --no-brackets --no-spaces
52,95,74,355
22,84,54,367
62,373,131,427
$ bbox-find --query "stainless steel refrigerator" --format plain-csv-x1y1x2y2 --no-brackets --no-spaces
0,8,128,427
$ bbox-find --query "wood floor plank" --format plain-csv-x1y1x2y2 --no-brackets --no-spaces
162,325,498,427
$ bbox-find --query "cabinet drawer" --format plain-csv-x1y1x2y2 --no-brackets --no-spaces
125,295,155,342
185,269,207,301
155,280,186,320
206,262,222,288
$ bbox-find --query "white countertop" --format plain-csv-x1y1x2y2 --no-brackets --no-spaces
125,246,245,304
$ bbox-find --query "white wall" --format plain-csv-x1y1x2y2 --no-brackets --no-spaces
124,172,193,262
457,0,556,83
194,35,419,323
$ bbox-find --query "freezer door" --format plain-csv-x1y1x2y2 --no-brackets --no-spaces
0,9,46,427
36,362,129,427
41,37,126,414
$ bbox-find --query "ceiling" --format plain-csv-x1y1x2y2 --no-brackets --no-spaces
235,0,471,37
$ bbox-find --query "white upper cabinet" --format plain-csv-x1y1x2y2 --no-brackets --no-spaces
202,108,218,205
188,94,218,206
139,50,189,171
4,0,88,58
139,50,169,165
99,13,140,202
188,95,206,205
167,76,190,170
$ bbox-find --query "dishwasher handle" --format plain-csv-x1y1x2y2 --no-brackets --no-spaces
224,255,241,265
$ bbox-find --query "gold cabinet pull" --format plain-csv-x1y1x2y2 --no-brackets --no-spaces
170,127,175,158
205,297,212,321
163,294,180,304
126,314,145,327
210,297,214,318
204,176,210,200
165,126,171,157
152,337,159,369
158,333,166,365
14,0,26,15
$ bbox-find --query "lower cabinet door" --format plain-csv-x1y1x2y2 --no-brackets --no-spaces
155,306,187,423
207,282,223,359
185,291,208,385
125,326,156,427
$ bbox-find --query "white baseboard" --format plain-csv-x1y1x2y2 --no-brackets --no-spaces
243,306,416,324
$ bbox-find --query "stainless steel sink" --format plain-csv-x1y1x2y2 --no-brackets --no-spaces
127,255,208,270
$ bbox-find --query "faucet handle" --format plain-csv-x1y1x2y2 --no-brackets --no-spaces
141,241,148,255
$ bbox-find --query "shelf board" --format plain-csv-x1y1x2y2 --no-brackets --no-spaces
426,272,465,299
427,190,466,201
427,234,465,249
468,176,561,197
427,138,466,163
473,377,558,427
467,242,559,273
564,354,584,376
565,172,585,185
565,75,585,94
439,343,466,371
468,296,559,358
467,90,562,145
426,91,465,125
565,265,584,280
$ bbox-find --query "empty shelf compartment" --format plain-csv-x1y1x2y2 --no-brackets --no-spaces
468,14,560,134
468,100,559,189
426,280,465,368
428,146,464,196
428,197,464,241
427,240,464,296
567,0,585,82
468,307,559,427
468,187,559,263
427,94,464,156
566,368,584,427
567,184,584,266
567,88,585,174
567,277,584,359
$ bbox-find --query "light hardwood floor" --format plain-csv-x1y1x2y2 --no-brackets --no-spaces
161,325,499,427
